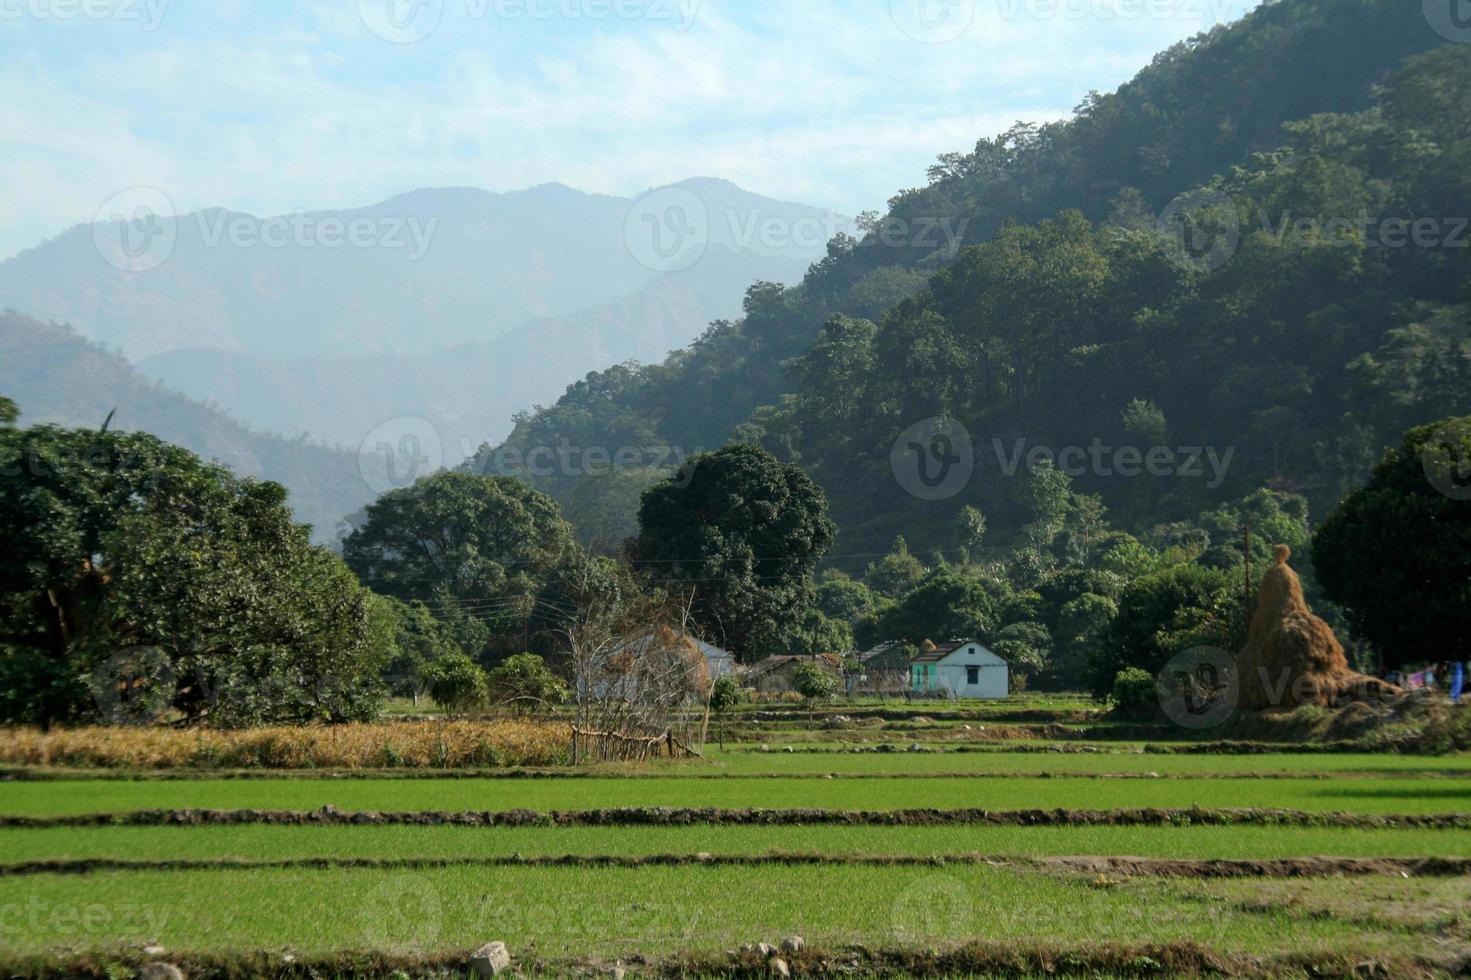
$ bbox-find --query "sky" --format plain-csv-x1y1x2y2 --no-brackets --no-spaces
0,0,1262,261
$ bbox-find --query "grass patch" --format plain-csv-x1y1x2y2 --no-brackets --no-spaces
0,775,1466,817
702,750,1471,777
0,863,1462,962
3,823,1471,864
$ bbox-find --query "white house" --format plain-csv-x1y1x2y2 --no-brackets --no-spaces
909,639,1009,699
694,639,737,682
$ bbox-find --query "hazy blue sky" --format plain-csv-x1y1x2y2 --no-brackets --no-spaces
1,0,1261,260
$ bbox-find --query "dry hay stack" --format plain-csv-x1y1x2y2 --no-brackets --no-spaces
1236,545,1399,711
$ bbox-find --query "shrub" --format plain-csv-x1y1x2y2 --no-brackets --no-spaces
485,653,569,714
423,653,489,717
1111,668,1158,720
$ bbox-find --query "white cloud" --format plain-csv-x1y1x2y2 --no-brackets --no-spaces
0,0,1262,259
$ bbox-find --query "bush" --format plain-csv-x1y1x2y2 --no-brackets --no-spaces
1111,668,1158,720
484,654,568,714
423,653,489,717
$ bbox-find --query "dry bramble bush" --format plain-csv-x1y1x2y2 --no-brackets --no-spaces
0,720,569,770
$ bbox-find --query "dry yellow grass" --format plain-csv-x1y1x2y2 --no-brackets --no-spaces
0,720,569,770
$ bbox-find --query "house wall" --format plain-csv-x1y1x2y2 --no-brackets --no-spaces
909,643,1009,699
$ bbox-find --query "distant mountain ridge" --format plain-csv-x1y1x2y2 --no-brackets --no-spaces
0,177,851,465
0,177,847,361
0,312,374,540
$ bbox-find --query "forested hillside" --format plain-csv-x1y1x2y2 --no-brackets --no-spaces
472,0,1461,551
0,312,375,538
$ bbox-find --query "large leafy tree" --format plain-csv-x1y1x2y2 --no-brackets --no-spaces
634,444,835,660
0,422,389,726
344,471,579,663
872,572,1001,648
1313,417,1471,669
1089,563,1238,698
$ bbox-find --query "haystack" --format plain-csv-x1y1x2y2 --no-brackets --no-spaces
1236,545,1398,710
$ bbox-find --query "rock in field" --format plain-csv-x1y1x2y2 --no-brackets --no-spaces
780,935,805,953
470,941,512,977
137,965,185,980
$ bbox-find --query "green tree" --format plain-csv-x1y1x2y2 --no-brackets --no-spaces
423,652,489,718
959,505,988,563
865,537,926,599
0,425,389,726
816,573,875,624
381,598,462,704
1089,563,1237,699
1052,594,1118,690
635,444,835,661
708,674,744,748
993,622,1052,679
1313,417,1471,669
877,572,1000,646
484,653,569,714
792,659,840,728
344,471,578,662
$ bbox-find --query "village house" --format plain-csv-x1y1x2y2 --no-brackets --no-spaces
846,641,912,695
909,639,1009,699
745,653,843,694
694,639,737,682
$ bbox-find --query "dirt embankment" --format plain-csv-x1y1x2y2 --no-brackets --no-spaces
5,804,1466,830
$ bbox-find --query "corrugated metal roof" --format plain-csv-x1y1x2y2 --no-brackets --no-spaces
911,639,977,664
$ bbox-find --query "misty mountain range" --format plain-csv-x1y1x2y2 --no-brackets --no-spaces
0,178,851,531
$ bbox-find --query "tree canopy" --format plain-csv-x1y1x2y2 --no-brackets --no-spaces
0,424,390,726
1313,416,1471,669
634,444,835,660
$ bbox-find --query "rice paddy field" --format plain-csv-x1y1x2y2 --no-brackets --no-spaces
1,698,1468,978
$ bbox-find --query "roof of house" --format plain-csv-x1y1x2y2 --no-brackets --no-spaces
747,653,843,678
911,639,984,665
858,641,909,663
746,655,801,678
693,639,735,661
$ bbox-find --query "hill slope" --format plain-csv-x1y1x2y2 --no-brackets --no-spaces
471,0,1459,547
0,312,376,539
